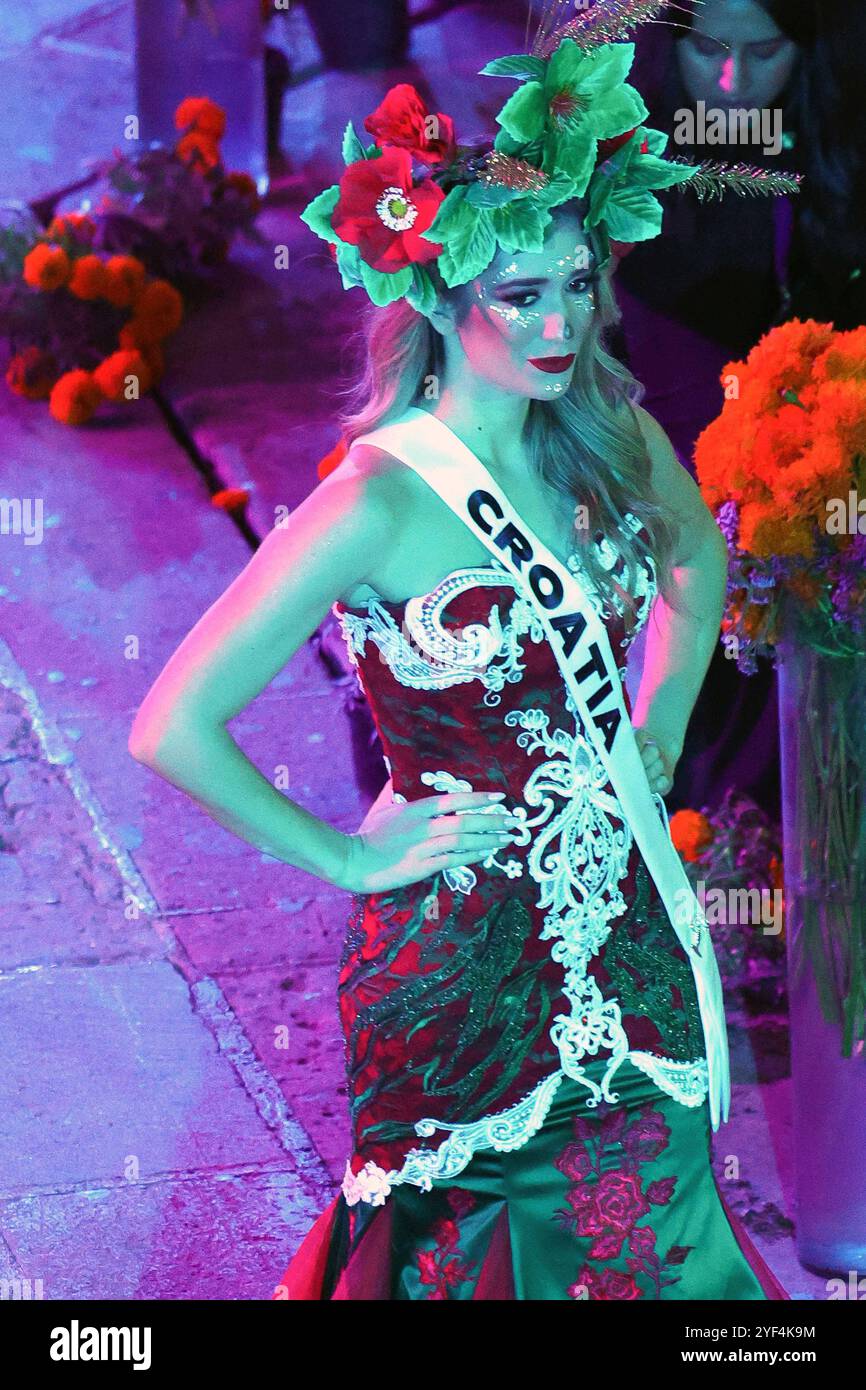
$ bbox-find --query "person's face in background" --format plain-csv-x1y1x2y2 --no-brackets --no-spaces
676,0,799,109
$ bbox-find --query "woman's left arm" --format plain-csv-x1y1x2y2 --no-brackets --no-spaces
629,406,729,795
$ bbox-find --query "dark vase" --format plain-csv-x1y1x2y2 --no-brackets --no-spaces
777,642,866,1274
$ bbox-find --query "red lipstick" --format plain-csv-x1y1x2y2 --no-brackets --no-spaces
528,353,576,374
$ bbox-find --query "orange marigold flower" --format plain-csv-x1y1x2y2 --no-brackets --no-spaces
118,320,150,352
45,212,97,244
738,501,815,559
176,129,221,170
750,317,834,369
812,325,866,383
174,96,226,139
103,255,147,308
92,349,153,402
812,378,866,458
785,569,822,605
776,438,851,522
670,809,714,862
129,280,184,341
117,328,166,390
48,368,102,425
695,415,753,507
211,487,250,511
23,242,71,291
67,253,108,300
5,346,59,400
317,436,349,481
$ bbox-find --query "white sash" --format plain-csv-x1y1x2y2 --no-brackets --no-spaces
354,405,730,1131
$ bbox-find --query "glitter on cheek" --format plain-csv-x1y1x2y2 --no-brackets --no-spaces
486,300,543,331
473,275,541,333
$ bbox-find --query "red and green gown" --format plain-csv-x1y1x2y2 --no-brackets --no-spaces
274,531,789,1301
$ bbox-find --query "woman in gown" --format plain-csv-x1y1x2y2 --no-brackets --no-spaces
129,13,796,1301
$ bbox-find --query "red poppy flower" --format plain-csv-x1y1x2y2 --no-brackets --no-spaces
331,147,444,273
364,83,457,166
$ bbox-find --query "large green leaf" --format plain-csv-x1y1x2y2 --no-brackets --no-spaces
492,128,524,157
479,53,546,81
627,152,700,191
568,41,636,95
436,209,497,286
589,133,640,217
422,182,471,241
590,83,649,140
358,258,414,305
548,131,596,196
299,185,341,242
603,187,664,242
538,170,580,209
495,80,548,142
333,239,366,291
341,121,365,165
643,126,669,158
491,199,551,253
405,264,439,315
465,181,526,208
545,36,591,91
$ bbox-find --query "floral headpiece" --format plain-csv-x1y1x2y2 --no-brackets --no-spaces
301,0,801,312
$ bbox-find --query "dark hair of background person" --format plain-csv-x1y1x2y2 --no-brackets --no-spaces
630,0,866,328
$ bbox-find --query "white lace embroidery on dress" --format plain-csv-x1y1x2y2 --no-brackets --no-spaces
333,562,544,707
332,516,658,702
341,1071,566,1203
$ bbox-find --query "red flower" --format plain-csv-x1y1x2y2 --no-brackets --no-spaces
332,147,444,273
364,83,456,166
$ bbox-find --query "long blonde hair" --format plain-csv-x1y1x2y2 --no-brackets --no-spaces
337,202,677,625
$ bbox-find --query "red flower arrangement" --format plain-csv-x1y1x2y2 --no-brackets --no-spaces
364,84,457,167
332,146,444,274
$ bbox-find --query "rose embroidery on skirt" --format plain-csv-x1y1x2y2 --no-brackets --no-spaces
415,1188,479,1299
554,1102,693,1299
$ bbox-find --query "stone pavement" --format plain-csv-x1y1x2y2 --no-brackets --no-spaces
0,0,828,1300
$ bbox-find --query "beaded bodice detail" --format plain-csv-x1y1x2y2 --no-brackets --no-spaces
332,521,709,1205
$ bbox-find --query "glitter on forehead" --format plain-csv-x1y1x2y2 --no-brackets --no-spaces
486,260,522,285
483,245,593,288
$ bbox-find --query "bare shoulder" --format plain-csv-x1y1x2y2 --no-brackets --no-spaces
332,440,417,509
629,403,724,559
629,403,678,470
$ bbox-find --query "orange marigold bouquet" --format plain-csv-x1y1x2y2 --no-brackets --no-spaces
694,319,866,672
0,98,263,425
